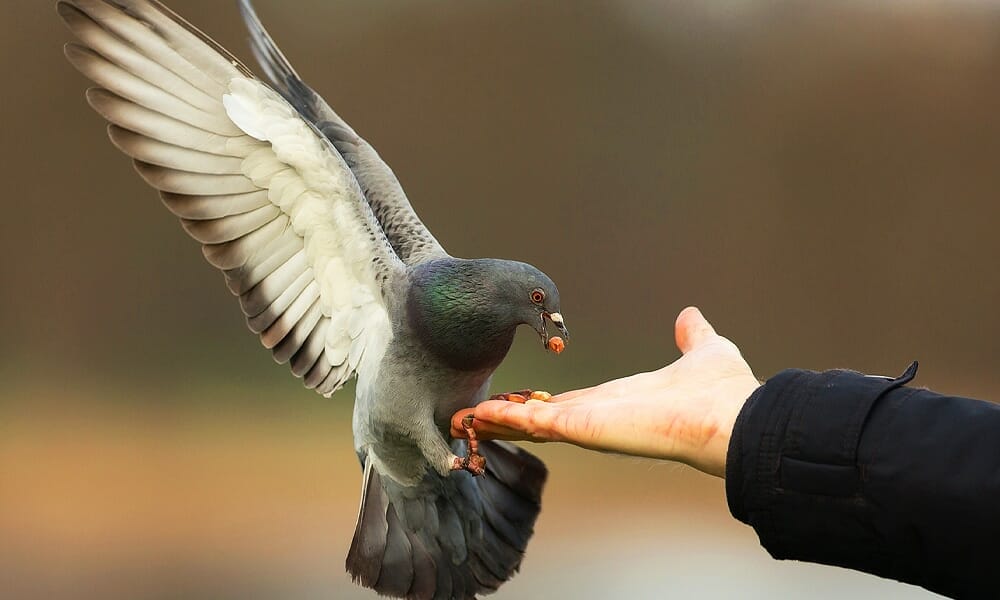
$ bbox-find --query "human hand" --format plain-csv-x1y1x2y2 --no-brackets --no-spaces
451,307,761,477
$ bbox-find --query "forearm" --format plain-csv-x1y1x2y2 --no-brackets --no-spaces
727,363,1000,598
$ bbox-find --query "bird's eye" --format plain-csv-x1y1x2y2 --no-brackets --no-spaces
530,289,545,304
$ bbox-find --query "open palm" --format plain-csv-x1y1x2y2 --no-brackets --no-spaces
452,307,761,477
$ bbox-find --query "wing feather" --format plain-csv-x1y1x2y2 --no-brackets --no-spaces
199,214,289,271
136,162,261,195
273,299,324,363
58,2,220,112
110,127,245,175
60,0,402,397
71,0,232,96
87,87,242,155
290,317,329,376
225,244,304,295
237,0,448,265
248,277,317,334
161,189,272,220
178,205,281,244
304,350,335,389
65,43,239,135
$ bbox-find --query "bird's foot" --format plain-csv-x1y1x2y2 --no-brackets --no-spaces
488,389,553,403
452,414,487,476
452,453,486,476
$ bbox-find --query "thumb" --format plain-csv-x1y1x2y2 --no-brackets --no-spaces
450,408,476,438
675,306,718,354
450,403,542,442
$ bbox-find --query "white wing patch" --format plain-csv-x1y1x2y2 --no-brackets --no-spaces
222,77,393,395
59,0,398,397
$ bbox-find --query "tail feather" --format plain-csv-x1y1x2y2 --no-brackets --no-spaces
346,441,547,600
476,510,529,575
485,444,546,504
404,530,437,599
346,461,388,587
466,549,505,592
479,477,536,548
376,508,415,596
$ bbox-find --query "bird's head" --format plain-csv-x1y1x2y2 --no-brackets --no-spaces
408,258,568,370
496,261,569,349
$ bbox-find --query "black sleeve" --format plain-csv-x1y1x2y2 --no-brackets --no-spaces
726,362,1000,599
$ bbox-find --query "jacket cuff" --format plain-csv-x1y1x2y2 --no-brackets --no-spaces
725,362,918,553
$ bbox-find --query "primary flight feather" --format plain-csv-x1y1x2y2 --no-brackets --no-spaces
58,1,569,598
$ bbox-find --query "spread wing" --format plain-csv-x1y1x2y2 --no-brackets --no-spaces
237,0,448,266
58,0,404,397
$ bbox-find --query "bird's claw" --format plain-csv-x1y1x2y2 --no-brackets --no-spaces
452,452,486,476
452,414,486,476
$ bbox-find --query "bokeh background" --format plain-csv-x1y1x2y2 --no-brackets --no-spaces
3,0,999,598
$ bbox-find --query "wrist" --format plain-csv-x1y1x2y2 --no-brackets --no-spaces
681,378,760,478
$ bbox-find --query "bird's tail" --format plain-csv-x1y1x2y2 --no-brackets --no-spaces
346,440,547,600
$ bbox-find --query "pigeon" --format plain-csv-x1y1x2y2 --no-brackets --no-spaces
57,1,570,598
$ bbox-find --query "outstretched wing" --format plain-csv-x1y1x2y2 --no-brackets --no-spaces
58,0,404,397
237,0,448,266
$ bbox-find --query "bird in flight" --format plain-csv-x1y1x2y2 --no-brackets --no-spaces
58,1,569,598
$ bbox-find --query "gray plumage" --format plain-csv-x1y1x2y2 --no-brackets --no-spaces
59,1,568,598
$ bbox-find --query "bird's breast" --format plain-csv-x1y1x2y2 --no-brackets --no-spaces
430,368,495,429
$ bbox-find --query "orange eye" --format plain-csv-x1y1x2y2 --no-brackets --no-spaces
530,289,545,304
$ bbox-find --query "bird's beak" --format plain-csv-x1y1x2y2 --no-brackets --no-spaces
539,311,569,346
548,312,569,339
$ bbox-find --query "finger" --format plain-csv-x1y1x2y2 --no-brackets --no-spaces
675,306,718,354
474,400,561,442
470,419,532,441
450,408,476,438
450,410,536,441
547,385,598,403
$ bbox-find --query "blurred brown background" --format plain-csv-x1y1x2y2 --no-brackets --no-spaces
2,0,999,598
